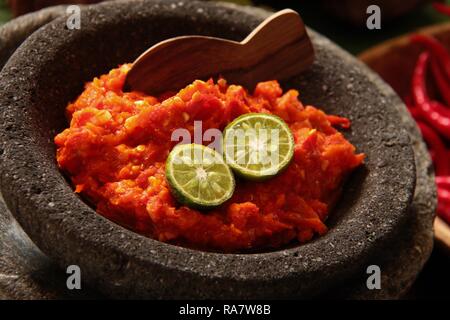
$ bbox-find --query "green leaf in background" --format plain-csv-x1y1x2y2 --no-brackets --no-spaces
0,0,11,26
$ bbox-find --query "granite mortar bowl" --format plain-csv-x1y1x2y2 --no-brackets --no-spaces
0,0,416,299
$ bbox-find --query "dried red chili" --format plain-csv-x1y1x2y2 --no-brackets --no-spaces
417,121,450,175
411,34,450,81
439,187,450,204
437,186,450,224
433,2,450,17
412,52,450,140
408,106,421,119
438,201,450,224
436,176,450,189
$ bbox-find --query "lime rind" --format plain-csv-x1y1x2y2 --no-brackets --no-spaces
223,113,295,181
166,144,235,209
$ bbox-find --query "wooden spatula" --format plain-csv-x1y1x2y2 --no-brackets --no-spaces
124,9,314,95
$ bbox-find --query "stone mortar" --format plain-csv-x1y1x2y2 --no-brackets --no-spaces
0,5,69,70
0,0,421,298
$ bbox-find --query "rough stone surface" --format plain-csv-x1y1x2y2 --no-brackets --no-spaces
0,5,68,70
0,193,102,299
322,62,436,299
0,0,430,299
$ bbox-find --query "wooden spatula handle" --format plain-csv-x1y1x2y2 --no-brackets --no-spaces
223,9,314,89
242,9,309,54
125,9,314,95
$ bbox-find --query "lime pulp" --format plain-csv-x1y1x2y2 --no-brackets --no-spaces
166,143,235,209
223,113,294,181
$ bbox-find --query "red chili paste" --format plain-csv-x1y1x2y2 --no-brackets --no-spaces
55,64,364,252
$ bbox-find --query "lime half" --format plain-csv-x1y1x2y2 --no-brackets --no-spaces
166,144,235,209
223,113,294,181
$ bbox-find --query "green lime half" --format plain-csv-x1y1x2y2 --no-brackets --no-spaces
223,113,294,181
166,144,235,210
